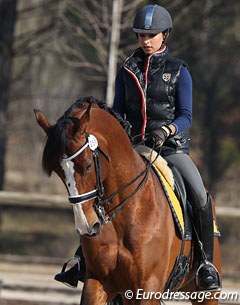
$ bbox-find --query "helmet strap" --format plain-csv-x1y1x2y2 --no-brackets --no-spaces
162,30,170,44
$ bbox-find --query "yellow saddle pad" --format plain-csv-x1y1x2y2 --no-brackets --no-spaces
135,145,184,237
135,145,220,239
152,159,185,238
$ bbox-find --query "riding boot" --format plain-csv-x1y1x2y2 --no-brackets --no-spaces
194,194,221,291
54,246,86,288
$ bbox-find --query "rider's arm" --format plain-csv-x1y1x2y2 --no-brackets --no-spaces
170,67,192,135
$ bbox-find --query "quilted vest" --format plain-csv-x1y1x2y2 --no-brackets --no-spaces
123,46,190,155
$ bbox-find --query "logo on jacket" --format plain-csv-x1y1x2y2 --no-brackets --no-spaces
162,73,171,81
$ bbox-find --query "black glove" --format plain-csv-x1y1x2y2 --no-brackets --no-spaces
147,125,172,150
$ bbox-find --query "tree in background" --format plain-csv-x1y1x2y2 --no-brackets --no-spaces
170,0,240,189
2,0,239,200
6,0,84,192
0,0,17,190
55,0,144,105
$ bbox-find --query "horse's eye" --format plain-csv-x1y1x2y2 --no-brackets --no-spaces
85,164,92,173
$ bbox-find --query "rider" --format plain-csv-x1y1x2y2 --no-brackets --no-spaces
54,4,221,292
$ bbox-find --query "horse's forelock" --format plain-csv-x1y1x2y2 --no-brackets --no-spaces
42,118,71,176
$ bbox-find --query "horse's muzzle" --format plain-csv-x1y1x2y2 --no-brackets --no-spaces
86,221,101,236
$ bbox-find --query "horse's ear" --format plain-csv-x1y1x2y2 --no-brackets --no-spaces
34,109,52,134
78,102,92,133
69,103,92,139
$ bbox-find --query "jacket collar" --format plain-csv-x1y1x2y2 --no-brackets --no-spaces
124,44,169,68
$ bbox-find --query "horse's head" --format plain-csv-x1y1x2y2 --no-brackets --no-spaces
34,98,114,236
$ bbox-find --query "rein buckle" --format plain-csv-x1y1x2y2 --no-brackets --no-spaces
94,201,109,224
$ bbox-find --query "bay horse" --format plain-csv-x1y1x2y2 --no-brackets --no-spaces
34,96,221,305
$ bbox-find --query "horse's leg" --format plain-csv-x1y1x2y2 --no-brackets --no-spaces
80,278,108,305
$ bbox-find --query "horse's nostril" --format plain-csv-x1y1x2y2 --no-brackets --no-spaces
88,222,101,236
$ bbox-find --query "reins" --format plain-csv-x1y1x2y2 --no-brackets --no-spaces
98,158,152,222
95,141,160,223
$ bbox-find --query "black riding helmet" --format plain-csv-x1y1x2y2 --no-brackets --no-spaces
133,4,172,34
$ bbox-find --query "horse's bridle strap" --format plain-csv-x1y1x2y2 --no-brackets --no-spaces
69,190,98,204
62,134,98,162
61,134,107,205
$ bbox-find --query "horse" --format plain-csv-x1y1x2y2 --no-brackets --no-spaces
34,96,221,305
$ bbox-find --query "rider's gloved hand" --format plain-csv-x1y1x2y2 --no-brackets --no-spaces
147,125,172,150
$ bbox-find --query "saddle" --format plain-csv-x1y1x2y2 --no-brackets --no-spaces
135,145,220,240
135,145,221,291
135,145,190,240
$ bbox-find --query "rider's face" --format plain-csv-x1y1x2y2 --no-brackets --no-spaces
138,32,164,55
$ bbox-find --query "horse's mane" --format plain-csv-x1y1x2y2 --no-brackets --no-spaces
63,96,131,133
42,96,131,176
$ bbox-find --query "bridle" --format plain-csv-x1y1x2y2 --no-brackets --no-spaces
62,134,107,205
61,133,154,225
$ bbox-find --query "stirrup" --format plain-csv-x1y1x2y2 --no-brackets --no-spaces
61,255,81,273
195,260,222,292
61,255,81,288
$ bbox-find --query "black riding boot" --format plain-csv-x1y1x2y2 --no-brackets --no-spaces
194,194,221,291
54,246,86,288
54,249,123,304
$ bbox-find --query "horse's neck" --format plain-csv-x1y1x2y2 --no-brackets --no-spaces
92,110,146,193
105,144,145,197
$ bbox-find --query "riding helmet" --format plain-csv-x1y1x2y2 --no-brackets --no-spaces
133,4,172,34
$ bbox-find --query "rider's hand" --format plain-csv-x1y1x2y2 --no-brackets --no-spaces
147,125,172,150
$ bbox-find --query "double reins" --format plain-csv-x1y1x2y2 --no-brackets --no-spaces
62,132,159,224
97,156,153,222
101,134,160,221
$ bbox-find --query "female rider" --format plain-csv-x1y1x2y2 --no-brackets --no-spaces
112,4,220,292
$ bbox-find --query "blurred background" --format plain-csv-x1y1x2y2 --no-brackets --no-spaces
0,0,239,304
